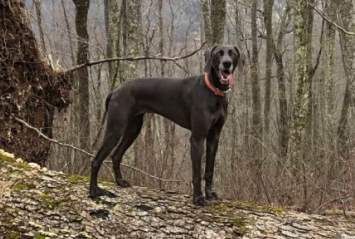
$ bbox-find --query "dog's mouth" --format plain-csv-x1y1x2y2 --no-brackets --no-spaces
219,70,234,85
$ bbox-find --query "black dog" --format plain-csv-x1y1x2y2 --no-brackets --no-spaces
89,46,240,206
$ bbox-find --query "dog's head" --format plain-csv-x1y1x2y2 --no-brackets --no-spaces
204,45,240,86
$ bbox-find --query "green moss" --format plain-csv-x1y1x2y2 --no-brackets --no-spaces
34,233,46,239
12,181,35,191
234,200,284,215
15,162,32,170
232,216,248,235
101,181,114,187
6,231,21,239
209,203,250,236
0,149,15,162
67,175,89,184
209,200,284,236
38,192,62,209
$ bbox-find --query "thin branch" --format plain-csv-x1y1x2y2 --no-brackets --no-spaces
14,117,184,183
308,2,355,36
310,18,324,78
65,42,207,73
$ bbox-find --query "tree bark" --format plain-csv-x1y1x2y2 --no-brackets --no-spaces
251,0,263,199
263,0,274,136
210,0,226,45
73,0,90,173
34,0,47,54
323,0,337,116
289,0,314,208
0,0,71,165
61,0,75,65
273,5,290,161
289,0,313,165
201,0,226,46
201,0,212,46
337,0,355,161
105,0,122,89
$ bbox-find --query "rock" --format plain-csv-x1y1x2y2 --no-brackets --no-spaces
0,148,355,238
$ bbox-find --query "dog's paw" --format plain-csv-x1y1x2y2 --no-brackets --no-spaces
89,187,116,199
206,191,219,201
193,195,207,206
116,179,131,188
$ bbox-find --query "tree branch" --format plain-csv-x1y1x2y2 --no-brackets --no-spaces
310,18,324,78
308,2,355,36
65,42,207,73
14,117,184,183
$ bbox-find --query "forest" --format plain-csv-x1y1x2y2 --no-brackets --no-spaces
1,0,355,222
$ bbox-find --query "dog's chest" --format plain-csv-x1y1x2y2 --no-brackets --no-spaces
208,98,228,119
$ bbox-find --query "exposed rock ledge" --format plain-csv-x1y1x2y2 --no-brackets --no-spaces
0,149,355,239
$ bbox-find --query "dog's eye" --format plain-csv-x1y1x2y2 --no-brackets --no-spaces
228,49,233,56
219,50,224,56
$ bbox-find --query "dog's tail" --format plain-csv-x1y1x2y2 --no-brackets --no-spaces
91,93,112,148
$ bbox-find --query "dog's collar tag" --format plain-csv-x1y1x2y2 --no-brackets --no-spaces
223,88,231,94
204,72,226,97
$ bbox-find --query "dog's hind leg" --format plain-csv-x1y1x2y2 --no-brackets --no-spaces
111,114,143,188
89,122,127,198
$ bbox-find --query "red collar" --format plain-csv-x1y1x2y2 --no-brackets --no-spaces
203,72,226,97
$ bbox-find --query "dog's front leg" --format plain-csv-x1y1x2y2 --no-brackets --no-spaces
205,129,221,201
190,135,206,206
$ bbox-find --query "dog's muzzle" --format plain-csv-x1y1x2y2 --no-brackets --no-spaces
219,70,235,86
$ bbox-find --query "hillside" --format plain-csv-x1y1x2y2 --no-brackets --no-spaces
0,148,355,239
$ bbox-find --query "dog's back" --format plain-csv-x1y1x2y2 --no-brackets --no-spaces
108,76,201,129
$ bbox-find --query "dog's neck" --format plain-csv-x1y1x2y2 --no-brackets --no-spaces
207,68,231,92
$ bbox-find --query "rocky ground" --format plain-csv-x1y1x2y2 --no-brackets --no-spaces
0,148,355,239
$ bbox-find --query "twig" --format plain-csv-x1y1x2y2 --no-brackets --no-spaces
14,117,183,183
308,2,355,36
309,18,324,78
65,42,207,73
315,195,352,213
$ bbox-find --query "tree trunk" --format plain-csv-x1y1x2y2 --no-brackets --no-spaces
201,0,212,46
289,0,313,162
251,0,263,199
337,0,355,158
263,0,274,136
61,0,75,65
273,5,290,161
0,0,70,165
201,0,226,46
289,0,314,208
34,0,47,55
210,0,226,45
105,0,122,89
73,0,90,173
2,149,355,238
158,0,165,76
324,0,337,116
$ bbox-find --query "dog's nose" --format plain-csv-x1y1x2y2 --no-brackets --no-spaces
223,61,232,68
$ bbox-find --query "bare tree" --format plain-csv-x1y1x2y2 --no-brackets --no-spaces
210,0,226,45
289,0,314,208
273,4,290,160
105,0,122,88
34,0,47,54
337,0,355,160
263,0,274,136
201,0,226,46
250,0,263,199
73,0,90,173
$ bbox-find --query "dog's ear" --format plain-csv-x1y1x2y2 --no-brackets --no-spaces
204,45,217,72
